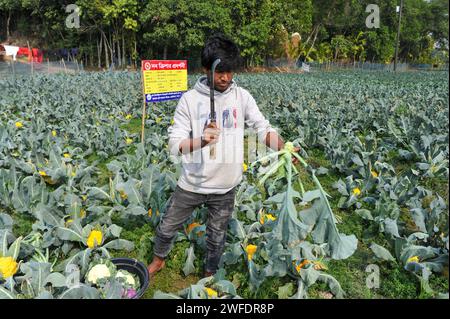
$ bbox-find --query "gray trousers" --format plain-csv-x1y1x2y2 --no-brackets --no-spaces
153,185,236,273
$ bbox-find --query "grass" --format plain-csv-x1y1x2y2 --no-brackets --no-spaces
122,118,144,135
86,153,113,185
146,241,200,298
10,211,34,238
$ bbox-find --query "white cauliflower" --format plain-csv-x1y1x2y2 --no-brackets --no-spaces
115,270,136,287
86,264,111,285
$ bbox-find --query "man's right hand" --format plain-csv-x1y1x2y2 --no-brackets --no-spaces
202,122,221,145
178,122,221,154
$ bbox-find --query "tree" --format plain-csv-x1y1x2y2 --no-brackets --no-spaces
75,0,138,68
0,0,20,39
0,0,447,66
350,31,367,62
226,0,275,67
428,0,449,52
265,0,313,64
364,26,396,63
331,35,352,61
140,0,231,62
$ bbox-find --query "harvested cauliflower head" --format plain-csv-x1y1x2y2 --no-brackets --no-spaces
115,269,140,289
86,264,112,285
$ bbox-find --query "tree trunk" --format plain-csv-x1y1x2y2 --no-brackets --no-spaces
163,45,168,60
100,29,114,69
6,10,11,39
104,34,109,69
122,32,126,67
303,24,317,47
98,35,102,69
305,25,320,61
134,39,137,69
109,31,114,69
89,42,94,67
117,27,120,67
90,34,94,67
117,33,121,68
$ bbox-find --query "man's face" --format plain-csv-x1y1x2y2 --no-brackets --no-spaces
204,68,233,92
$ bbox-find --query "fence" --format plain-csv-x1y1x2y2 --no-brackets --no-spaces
1,59,448,78
0,59,84,78
265,57,449,72
306,61,449,72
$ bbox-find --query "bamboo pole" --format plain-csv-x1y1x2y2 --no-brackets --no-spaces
141,67,147,144
394,0,404,72
27,41,33,77
11,59,16,80
62,58,67,74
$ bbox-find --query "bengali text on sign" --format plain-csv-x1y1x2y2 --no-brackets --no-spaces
142,60,188,102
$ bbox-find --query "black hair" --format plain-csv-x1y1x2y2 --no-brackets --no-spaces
201,33,241,72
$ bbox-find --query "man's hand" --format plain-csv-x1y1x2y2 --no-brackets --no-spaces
202,122,221,145
178,122,221,154
265,132,301,165
292,147,301,165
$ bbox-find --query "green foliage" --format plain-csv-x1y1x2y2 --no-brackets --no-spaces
139,0,233,60
0,71,448,299
0,0,448,65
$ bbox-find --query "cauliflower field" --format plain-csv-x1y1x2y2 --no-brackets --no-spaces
0,70,448,299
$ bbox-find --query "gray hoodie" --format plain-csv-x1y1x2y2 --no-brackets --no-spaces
168,75,276,194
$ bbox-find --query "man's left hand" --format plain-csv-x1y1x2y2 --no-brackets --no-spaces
264,132,301,165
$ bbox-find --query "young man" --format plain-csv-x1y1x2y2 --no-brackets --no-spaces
147,34,298,277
